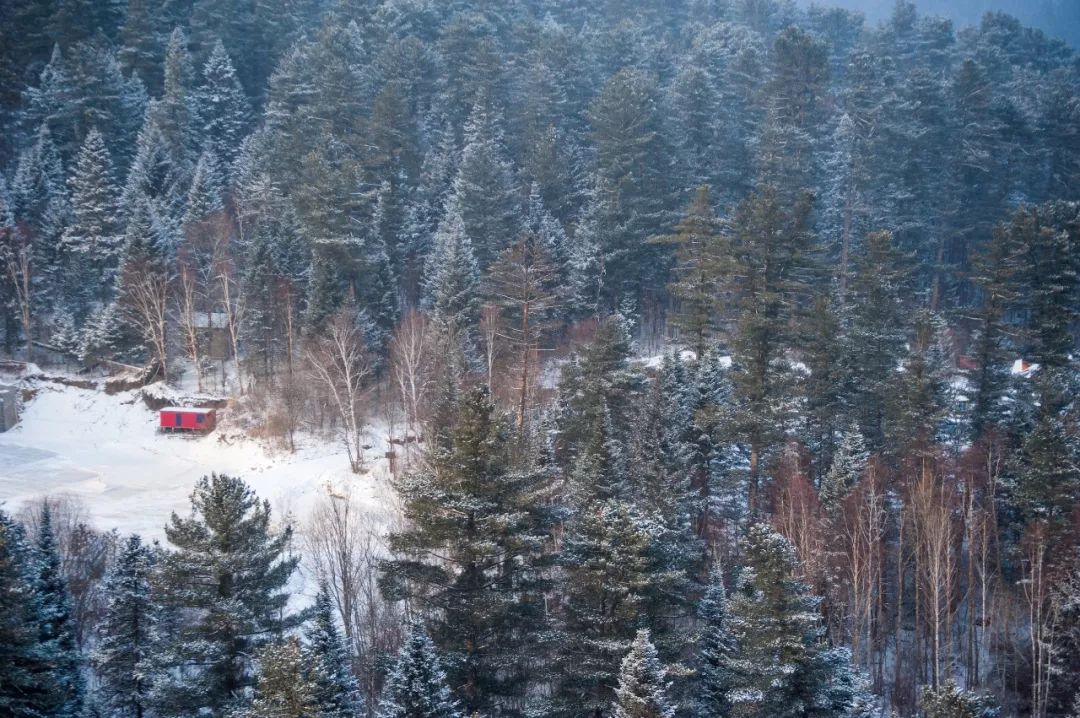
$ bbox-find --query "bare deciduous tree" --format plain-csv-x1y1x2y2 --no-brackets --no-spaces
484,233,561,430
3,229,33,361
118,247,171,381
304,307,374,473
304,489,402,717
389,309,429,467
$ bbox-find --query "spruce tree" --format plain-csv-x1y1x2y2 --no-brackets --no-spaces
726,524,861,718
376,621,461,718
842,230,911,452
587,67,671,307
382,388,555,715
0,511,55,718
447,100,521,270
183,150,225,226
967,219,1022,439
195,41,250,172
819,425,869,510
304,585,363,718
64,128,122,305
697,567,737,718
554,498,654,716
94,534,156,718
722,187,817,512
423,197,480,338
33,504,86,718
151,474,302,718
612,629,676,718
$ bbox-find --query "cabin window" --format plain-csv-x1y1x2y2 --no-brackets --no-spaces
174,413,181,426
196,414,204,424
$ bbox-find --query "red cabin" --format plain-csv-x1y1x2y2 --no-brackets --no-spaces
159,406,217,433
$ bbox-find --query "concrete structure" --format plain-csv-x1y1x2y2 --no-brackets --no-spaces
0,383,19,432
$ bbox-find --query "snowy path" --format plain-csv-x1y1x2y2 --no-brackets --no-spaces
0,384,393,541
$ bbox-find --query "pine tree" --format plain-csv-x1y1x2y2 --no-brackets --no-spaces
151,474,302,718
33,504,86,718
122,105,189,229
722,187,817,512
0,511,56,718
376,621,461,718
64,128,122,305
587,67,671,308
842,230,911,452
612,629,676,718
656,185,724,357
304,585,363,718
94,534,156,718
383,388,555,714
697,567,737,718
248,638,320,718
967,219,1022,439
195,41,250,172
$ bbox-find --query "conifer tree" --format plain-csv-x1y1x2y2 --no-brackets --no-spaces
94,534,156,718
587,67,671,307
554,498,654,716
612,629,676,718
722,187,817,512
151,474,302,718
843,230,911,452
726,524,861,718
423,197,480,338
656,185,724,357
447,101,521,270
967,220,1022,439
382,388,555,715
696,567,737,718
183,150,225,226
33,504,86,718
159,28,198,168
376,621,461,718
23,45,79,162
195,41,250,172
819,425,869,510
247,638,320,718
304,585,363,718
64,128,122,305
0,511,55,718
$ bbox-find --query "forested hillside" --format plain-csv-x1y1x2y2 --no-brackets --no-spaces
1,0,1079,717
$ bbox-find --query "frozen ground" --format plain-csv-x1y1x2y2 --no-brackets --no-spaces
0,382,394,543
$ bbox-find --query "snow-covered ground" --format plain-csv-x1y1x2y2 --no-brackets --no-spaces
0,382,394,543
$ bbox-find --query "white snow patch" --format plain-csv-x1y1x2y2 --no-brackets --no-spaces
0,383,394,544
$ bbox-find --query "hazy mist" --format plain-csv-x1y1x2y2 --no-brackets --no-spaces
797,0,1080,46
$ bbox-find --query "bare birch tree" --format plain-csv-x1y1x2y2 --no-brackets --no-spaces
304,307,373,473
2,229,33,361
305,489,402,716
389,309,429,467
117,244,171,381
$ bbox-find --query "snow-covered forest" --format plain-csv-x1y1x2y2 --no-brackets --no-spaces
1,0,1079,716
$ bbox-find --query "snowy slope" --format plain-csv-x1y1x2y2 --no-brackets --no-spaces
0,383,393,541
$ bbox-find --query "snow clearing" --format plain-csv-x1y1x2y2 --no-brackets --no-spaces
0,381,393,541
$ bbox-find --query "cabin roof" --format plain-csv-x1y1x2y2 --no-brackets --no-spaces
160,406,215,414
